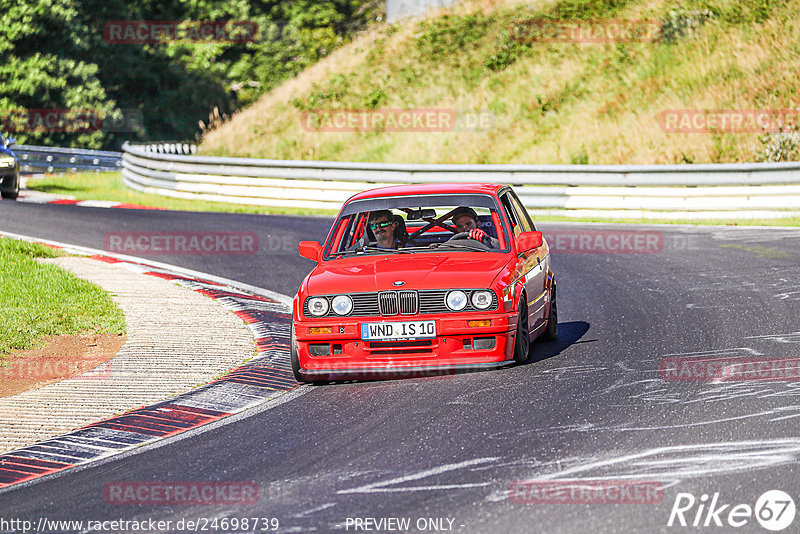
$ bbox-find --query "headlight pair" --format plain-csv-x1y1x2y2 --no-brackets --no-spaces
445,290,493,311
307,295,352,317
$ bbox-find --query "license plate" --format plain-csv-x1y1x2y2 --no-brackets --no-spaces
361,320,436,341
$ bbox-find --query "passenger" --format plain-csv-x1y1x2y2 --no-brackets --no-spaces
451,207,499,248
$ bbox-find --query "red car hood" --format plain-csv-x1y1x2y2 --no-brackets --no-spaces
306,253,512,295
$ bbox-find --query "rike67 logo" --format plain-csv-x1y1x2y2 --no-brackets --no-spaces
668,490,796,531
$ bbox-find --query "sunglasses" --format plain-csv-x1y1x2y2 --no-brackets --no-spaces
369,221,393,230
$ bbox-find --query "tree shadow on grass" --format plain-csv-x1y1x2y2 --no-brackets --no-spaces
27,184,84,194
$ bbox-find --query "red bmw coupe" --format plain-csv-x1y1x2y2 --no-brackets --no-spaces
292,183,557,382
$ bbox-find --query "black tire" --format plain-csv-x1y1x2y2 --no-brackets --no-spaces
541,281,558,341
1,173,19,200
513,297,530,364
290,323,304,382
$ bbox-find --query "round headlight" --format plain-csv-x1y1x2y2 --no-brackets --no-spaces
471,290,493,310
307,297,329,317
446,290,468,311
331,295,353,316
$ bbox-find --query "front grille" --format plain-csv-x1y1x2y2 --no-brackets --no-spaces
378,291,399,315
369,348,435,355
399,291,418,315
367,339,434,356
368,340,433,348
352,293,379,315
418,291,450,314
305,289,497,318
378,290,418,316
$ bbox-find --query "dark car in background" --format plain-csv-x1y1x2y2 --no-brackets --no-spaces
0,132,20,200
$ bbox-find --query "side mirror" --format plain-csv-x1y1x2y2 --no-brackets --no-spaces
298,241,323,262
515,231,543,253
6,138,16,147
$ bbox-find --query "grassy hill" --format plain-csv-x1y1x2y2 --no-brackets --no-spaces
200,0,799,164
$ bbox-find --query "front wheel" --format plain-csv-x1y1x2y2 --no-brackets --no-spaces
541,282,558,341
290,323,304,382
513,299,530,363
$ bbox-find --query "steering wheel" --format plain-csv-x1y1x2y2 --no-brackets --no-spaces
446,232,471,242
444,231,491,250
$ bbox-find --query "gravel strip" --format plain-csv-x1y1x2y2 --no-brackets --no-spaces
0,257,255,453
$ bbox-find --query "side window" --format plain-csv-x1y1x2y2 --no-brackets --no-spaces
499,193,520,236
508,191,534,231
500,192,531,235
327,215,353,255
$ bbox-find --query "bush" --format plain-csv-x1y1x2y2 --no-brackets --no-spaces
548,0,633,20
484,31,526,71
755,127,800,162
416,15,491,60
660,8,715,43
293,74,352,111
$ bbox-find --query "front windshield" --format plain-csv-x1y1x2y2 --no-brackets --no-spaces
324,194,510,258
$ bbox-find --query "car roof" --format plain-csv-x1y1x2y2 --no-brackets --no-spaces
347,182,505,202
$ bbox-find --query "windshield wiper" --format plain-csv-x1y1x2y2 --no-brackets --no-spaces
339,245,413,256
430,242,491,252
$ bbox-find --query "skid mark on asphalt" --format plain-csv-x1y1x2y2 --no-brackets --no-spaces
482,439,800,502
320,440,800,506
748,332,800,343
0,260,297,491
338,458,499,495
293,503,337,518
290,440,800,506
481,332,800,441
525,439,800,482
685,267,800,301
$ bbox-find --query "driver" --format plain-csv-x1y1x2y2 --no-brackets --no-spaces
451,207,499,248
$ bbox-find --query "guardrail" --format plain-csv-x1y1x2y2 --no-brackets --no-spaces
122,142,800,219
15,145,122,174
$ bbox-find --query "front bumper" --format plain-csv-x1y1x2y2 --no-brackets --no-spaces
298,360,514,381
294,312,517,379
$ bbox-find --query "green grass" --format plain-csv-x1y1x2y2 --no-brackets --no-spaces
25,172,340,217
0,238,126,358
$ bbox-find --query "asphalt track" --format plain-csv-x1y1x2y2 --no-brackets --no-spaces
2,200,800,533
